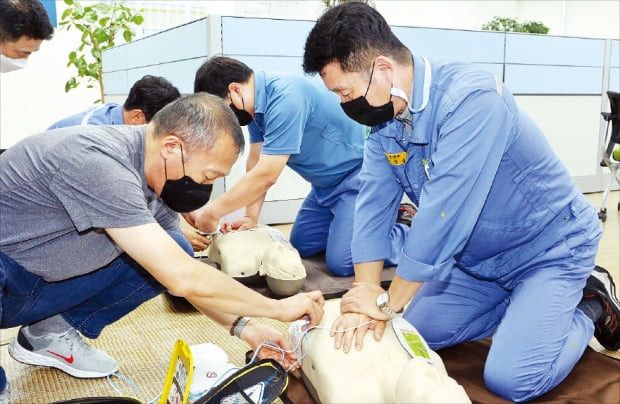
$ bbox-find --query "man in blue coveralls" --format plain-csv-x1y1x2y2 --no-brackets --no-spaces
48,75,181,129
186,56,411,276
302,3,619,402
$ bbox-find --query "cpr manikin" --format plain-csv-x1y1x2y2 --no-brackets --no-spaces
293,299,471,404
207,226,307,296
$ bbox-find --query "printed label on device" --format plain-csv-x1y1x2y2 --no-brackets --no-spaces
391,317,434,364
288,318,309,359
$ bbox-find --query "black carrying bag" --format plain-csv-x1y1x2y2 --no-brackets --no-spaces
193,358,288,404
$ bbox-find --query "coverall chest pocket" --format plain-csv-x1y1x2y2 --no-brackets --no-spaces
380,137,424,201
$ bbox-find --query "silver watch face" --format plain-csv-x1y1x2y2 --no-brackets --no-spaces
376,291,389,307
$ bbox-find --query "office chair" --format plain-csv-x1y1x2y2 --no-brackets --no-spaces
597,90,620,222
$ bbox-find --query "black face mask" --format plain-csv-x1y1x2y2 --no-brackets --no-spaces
229,95,253,126
160,145,213,212
340,61,395,127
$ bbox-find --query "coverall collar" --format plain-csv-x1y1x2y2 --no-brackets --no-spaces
409,54,432,115
387,54,432,144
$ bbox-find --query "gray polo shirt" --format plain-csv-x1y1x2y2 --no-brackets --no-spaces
0,125,180,281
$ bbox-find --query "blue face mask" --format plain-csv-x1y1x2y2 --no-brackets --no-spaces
160,145,213,212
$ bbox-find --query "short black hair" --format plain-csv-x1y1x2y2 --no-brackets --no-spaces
303,2,409,74
123,75,181,122
194,56,253,97
0,0,54,42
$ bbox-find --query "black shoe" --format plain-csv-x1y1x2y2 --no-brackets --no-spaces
584,266,620,351
396,203,417,226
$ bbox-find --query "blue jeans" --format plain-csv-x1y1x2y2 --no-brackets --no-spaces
0,230,189,393
0,230,192,338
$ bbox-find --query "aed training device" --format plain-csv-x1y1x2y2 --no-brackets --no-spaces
391,317,434,364
160,339,288,404
288,318,310,359
193,359,288,404
161,340,195,404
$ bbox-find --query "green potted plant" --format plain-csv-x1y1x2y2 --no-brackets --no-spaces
59,0,144,103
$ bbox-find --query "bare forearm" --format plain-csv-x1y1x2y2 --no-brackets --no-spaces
190,303,238,330
354,261,384,285
244,194,266,221
209,174,273,219
388,275,423,312
182,259,282,319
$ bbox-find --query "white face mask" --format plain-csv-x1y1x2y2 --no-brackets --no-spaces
0,53,28,73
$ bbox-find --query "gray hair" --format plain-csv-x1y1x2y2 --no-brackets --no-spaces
150,92,245,155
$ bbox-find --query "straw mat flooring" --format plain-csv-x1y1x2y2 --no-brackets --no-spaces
0,295,288,403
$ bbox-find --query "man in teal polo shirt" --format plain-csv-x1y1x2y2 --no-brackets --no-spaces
188,56,410,276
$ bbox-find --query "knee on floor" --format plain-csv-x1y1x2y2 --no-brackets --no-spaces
483,356,551,402
325,258,354,277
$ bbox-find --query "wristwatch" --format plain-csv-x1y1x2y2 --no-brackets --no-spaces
376,291,402,319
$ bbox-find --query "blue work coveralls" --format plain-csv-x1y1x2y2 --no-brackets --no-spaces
48,103,124,129
352,54,602,402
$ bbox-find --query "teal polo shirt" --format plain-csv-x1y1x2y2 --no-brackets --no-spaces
248,72,365,189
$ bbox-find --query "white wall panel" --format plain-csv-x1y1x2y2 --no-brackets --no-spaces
610,68,620,93
154,19,209,65
222,17,314,56
233,56,305,76
610,40,619,67
505,65,603,94
516,95,602,178
393,26,505,63
126,34,161,69
102,45,129,73
157,58,208,94
505,34,606,66
103,71,129,95
472,63,503,78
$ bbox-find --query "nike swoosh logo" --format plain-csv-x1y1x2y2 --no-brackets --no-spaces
46,350,74,364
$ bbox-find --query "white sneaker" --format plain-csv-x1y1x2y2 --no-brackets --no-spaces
8,326,119,378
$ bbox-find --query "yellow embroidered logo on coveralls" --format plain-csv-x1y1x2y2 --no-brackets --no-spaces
385,152,407,165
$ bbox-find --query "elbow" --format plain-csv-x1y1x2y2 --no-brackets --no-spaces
256,176,277,193
166,281,192,299
166,275,203,299
264,176,278,189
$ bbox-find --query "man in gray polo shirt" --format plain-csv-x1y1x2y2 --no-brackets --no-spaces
0,94,324,392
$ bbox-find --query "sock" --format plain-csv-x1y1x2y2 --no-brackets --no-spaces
578,295,604,323
27,314,72,337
